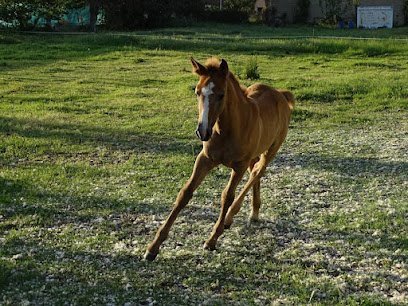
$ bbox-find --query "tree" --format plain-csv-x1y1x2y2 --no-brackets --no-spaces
88,0,100,32
223,0,253,13
102,0,205,29
0,0,33,28
318,0,352,23
0,0,85,29
0,0,205,30
294,0,310,23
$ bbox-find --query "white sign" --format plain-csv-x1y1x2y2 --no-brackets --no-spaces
357,6,393,29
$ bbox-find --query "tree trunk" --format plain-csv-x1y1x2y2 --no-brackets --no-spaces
89,0,100,32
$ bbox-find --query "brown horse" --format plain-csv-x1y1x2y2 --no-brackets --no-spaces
144,57,294,261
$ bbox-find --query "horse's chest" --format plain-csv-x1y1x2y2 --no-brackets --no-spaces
204,138,251,165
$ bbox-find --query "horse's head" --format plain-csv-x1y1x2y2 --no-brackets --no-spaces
191,57,229,142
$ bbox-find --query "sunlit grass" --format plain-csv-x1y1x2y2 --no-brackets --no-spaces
0,24,407,305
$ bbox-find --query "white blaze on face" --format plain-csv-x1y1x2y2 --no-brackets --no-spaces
200,82,215,132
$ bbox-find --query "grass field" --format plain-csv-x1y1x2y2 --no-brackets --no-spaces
0,24,407,305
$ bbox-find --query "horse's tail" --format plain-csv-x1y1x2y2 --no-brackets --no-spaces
280,90,295,111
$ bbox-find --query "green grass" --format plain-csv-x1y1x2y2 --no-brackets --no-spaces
0,24,407,305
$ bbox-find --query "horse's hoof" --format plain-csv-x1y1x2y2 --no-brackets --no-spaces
203,242,216,251
224,222,232,230
249,216,260,223
143,250,158,261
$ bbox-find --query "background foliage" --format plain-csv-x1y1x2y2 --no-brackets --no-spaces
294,0,311,23
318,0,352,23
102,0,205,30
0,0,207,29
223,0,254,13
0,0,87,29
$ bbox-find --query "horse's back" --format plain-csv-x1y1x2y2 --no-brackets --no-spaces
245,83,294,150
245,83,294,114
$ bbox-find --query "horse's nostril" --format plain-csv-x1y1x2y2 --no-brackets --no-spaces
195,128,201,140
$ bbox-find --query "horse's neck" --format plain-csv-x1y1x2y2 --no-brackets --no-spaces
216,73,250,136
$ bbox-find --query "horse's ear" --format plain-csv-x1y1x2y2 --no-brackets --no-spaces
191,57,207,76
220,59,229,76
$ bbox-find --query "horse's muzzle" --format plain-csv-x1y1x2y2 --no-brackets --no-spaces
195,125,211,142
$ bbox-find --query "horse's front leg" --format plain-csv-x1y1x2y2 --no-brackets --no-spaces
144,151,216,261
204,162,248,250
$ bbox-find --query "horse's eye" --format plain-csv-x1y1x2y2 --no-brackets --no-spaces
219,93,225,100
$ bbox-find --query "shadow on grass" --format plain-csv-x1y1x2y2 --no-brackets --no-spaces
291,108,328,122
277,152,407,177
1,245,280,304
0,115,200,155
1,163,404,304
0,221,398,305
1,110,405,303
0,176,169,233
0,231,343,304
1,32,405,73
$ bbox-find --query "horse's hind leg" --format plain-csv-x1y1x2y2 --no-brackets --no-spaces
223,157,260,229
224,143,282,228
224,154,268,228
249,157,261,222
251,178,261,222
204,162,247,250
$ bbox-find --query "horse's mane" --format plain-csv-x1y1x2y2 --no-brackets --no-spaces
229,72,247,95
204,57,223,74
205,58,248,97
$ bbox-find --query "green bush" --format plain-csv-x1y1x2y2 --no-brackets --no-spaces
202,8,249,24
245,58,260,80
318,0,349,24
294,0,310,23
223,0,254,13
103,0,205,29
200,0,252,24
